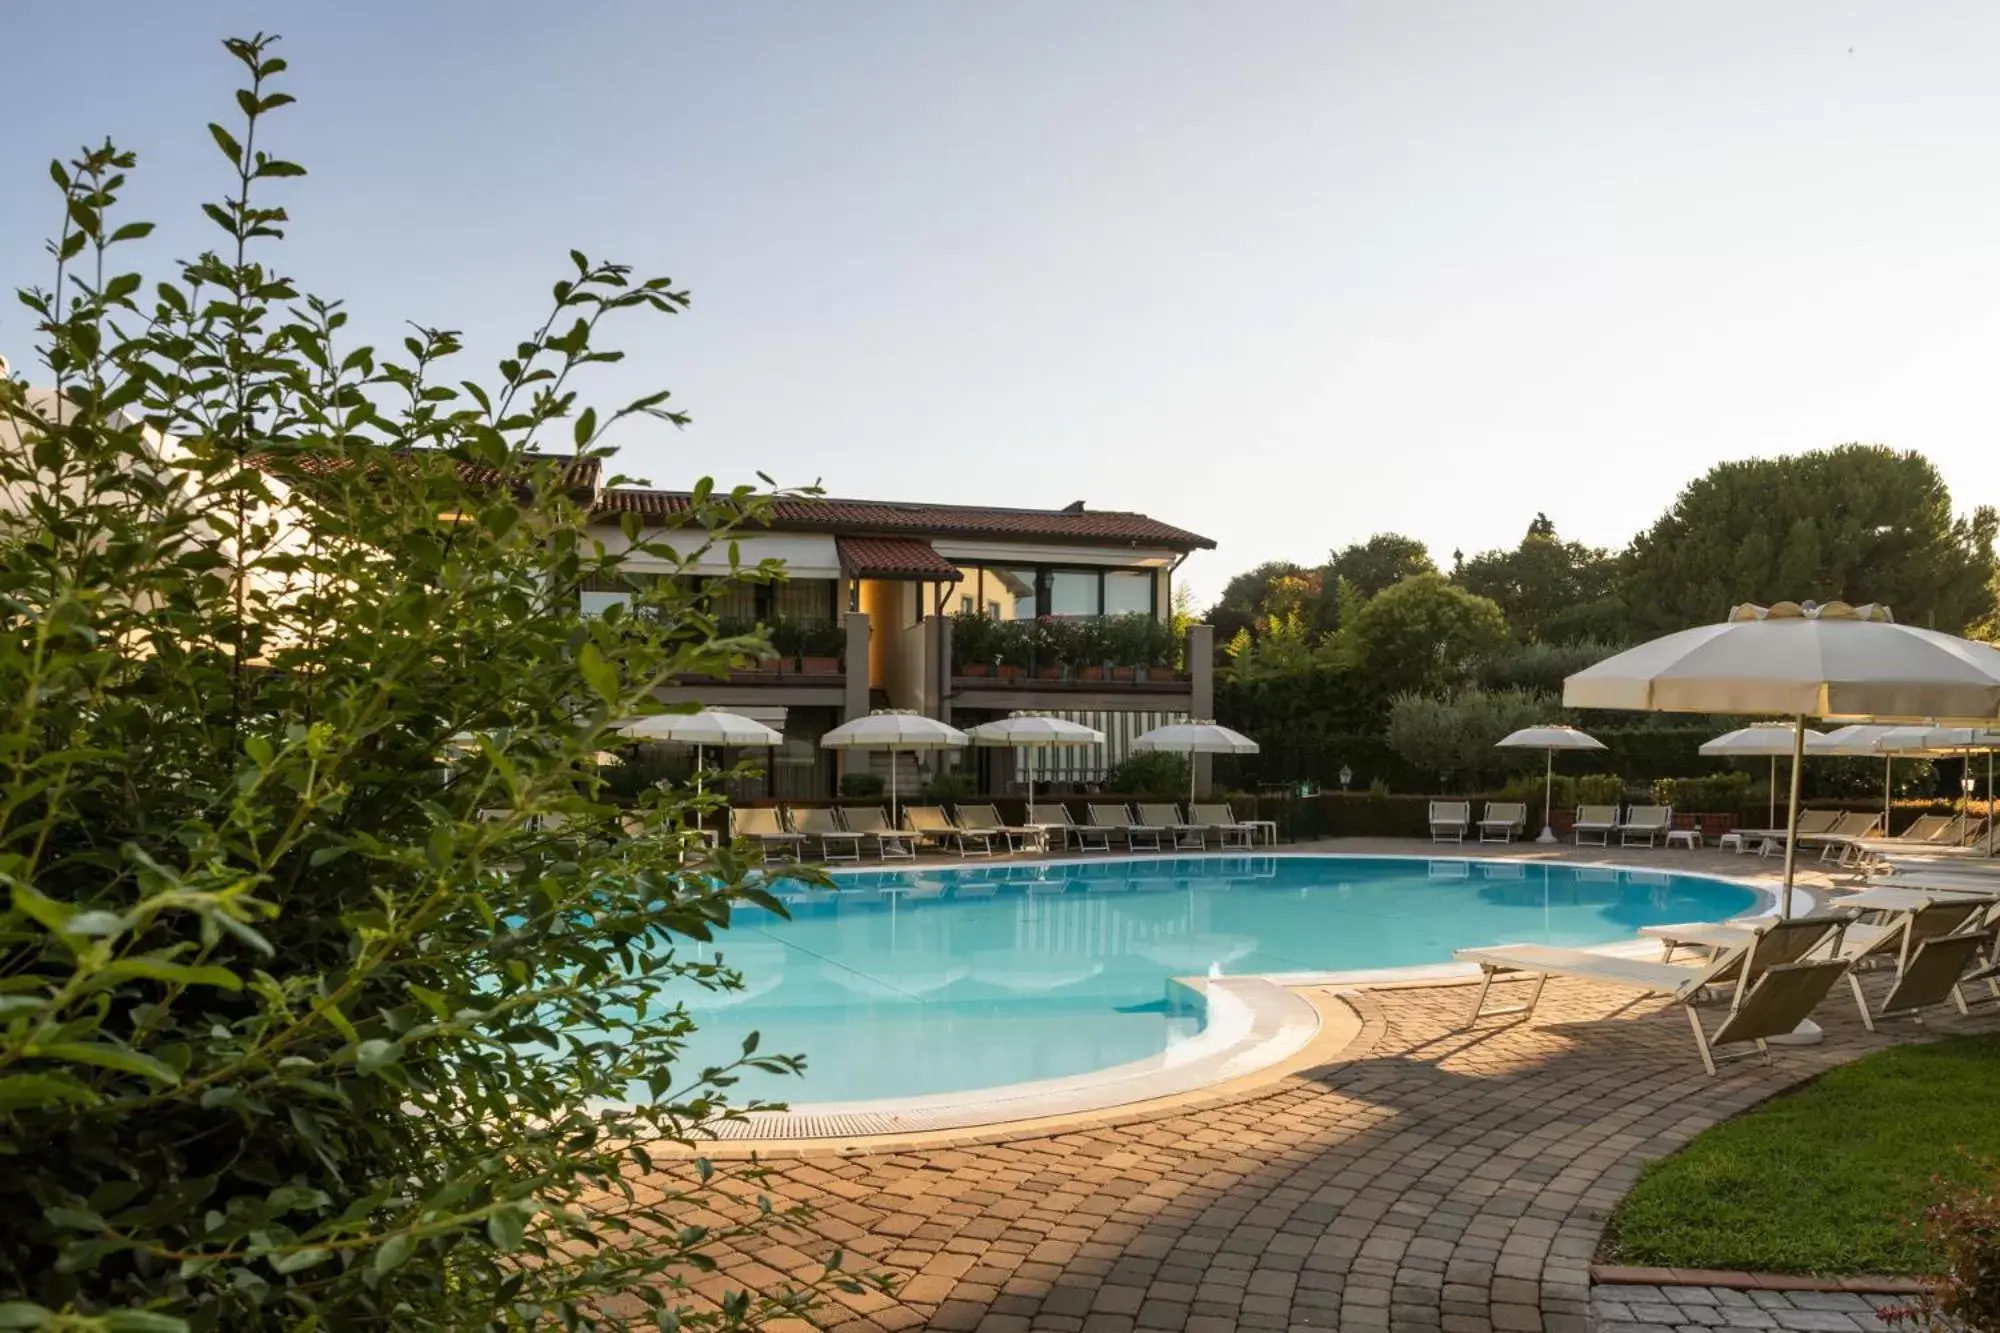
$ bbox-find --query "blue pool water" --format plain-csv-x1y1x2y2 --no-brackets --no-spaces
661,856,1757,1105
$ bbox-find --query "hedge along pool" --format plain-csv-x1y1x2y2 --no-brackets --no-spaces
657,856,1759,1106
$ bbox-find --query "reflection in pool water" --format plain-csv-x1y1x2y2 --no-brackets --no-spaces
655,856,1757,1105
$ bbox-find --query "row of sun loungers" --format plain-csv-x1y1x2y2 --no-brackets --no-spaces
1459,884,2000,1074
1426,802,1678,847
728,801,1274,862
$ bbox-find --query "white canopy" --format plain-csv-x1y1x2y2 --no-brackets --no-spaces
1131,721,1260,755
1132,721,1261,806
619,709,783,746
963,714,1106,747
1815,723,1922,755
1698,723,1835,757
1496,725,1606,844
820,710,970,751
1496,725,1606,752
1565,601,2000,914
964,714,1105,822
1565,601,2000,722
820,710,970,819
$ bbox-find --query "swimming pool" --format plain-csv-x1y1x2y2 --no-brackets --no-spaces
660,855,1759,1107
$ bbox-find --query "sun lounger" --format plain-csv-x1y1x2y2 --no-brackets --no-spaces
1617,805,1673,848
1189,802,1256,849
1137,802,1208,850
904,805,995,857
1087,802,1161,851
1572,804,1620,847
729,806,807,863
1775,811,1883,863
958,803,1042,852
1027,802,1104,852
790,806,863,863
1456,914,1853,1074
1827,814,1958,867
1429,800,1470,843
1477,801,1528,844
842,806,916,860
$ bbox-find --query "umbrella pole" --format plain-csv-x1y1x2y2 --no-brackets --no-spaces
1778,715,1806,919
1988,748,1994,857
1883,755,1892,837
1767,755,1776,829
1188,746,1197,810
696,744,704,831
1539,748,1555,844
890,748,898,829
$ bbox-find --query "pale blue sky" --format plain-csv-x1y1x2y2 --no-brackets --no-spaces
6,2,2000,604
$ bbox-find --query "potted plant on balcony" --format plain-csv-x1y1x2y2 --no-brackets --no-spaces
721,616,780,677
1032,616,1070,680
1103,613,1147,681
1139,616,1179,681
1073,617,1110,681
994,619,1029,679
796,618,845,674
764,617,800,675
952,610,995,677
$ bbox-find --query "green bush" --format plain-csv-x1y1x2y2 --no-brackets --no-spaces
1383,687,1554,790
1104,750,1192,797
950,611,998,668
838,771,885,800
0,38,866,1329
1576,773,1627,805
919,769,977,802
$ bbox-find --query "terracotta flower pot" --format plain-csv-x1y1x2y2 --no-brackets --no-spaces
1036,666,1064,681
960,662,990,678
1144,666,1175,682
1110,666,1136,682
997,664,1026,680
798,656,841,675
1077,665,1104,681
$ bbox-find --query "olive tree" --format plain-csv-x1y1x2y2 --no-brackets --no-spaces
0,35,866,1331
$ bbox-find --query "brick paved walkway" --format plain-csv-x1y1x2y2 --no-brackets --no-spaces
626,971,1995,1333
1590,1282,1906,1332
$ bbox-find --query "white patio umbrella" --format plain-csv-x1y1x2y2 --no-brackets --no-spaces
963,713,1106,820
618,708,784,816
1698,722,1836,828
1906,725,2000,856
1130,720,1260,807
1495,725,1607,845
1816,723,1932,835
819,709,969,823
1566,601,2000,916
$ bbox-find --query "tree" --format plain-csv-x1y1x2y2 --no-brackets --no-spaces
0,37,867,1328
1335,573,1510,697
1326,532,1436,599
1622,445,2000,633
1385,688,1554,789
1457,514,1625,643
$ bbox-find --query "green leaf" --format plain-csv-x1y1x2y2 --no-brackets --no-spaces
91,959,243,992
109,221,155,243
270,1247,332,1274
487,1204,528,1251
101,1313,190,1333
354,1039,401,1074
208,123,243,165
577,642,618,703
372,1232,415,1276
65,910,128,938
0,1304,51,1330
0,1073,97,1110
573,407,597,447
37,1042,180,1086
10,884,75,932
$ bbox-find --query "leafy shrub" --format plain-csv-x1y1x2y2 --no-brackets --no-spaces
951,611,999,668
1104,750,1192,798
919,769,978,802
1479,638,1622,694
1367,777,1393,799
1884,1160,2000,1332
1576,773,1627,805
0,37,864,1329
838,772,885,800
1384,687,1554,790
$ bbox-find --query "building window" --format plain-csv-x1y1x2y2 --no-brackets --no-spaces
1048,570,1100,617
1104,569,1155,616
989,567,1039,619
773,577,837,622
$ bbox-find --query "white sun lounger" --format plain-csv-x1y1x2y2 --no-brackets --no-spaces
1137,802,1208,850
1477,801,1528,843
791,806,862,863
1429,800,1470,843
729,806,807,863
1617,805,1673,848
1028,802,1105,853
1572,804,1620,846
1455,914,1853,1074
1088,802,1161,852
1189,802,1256,849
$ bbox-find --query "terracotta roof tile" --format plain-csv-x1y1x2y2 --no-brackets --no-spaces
834,535,964,581
593,490,1214,550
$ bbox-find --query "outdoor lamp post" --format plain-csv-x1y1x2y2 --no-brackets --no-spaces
1338,764,1353,790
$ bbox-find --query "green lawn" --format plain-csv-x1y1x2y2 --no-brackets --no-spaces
1602,1033,2000,1275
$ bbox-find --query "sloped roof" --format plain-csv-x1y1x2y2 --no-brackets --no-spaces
835,536,964,581
594,490,1215,551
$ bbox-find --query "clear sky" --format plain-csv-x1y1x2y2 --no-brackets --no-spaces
5,2,2000,605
